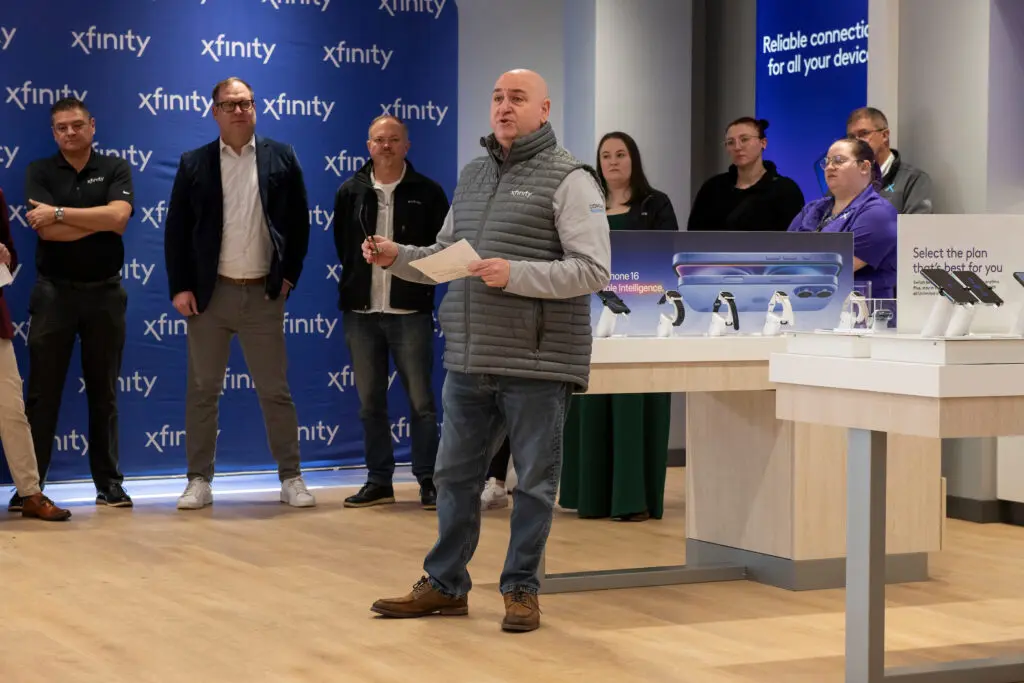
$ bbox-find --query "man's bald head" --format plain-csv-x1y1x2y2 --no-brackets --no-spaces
490,69,552,150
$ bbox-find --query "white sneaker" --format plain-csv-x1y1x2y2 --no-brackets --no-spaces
177,478,213,510
481,477,509,510
281,476,316,508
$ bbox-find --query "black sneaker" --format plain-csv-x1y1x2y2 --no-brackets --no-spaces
344,482,395,508
96,482,133,508
8,491,23,512
420,480,437,510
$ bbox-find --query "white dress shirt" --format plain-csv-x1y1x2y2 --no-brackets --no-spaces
358,163,415,315
218,137,273,279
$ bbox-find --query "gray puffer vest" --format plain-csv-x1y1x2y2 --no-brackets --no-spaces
437,122,597,389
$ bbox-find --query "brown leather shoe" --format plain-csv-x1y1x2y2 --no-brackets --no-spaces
371,577,468,618
21,493,72,522
502,589,541,632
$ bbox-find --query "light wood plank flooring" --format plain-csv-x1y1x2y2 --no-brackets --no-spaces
2,468,1023,683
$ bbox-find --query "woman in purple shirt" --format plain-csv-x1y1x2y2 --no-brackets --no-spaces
788,138,898,298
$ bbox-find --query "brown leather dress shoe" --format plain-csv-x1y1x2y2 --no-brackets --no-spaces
502,589,541,632
21,493,72,522
371,577,468,618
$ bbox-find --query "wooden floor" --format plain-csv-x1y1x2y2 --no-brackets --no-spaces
3,468,1024,683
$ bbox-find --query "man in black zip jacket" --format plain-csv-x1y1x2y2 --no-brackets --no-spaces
334,115,449,510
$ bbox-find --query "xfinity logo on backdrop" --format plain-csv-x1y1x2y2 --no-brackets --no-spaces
323,42,393,70
391,417,410,443
324,149,367,177
54,429,88,456
122,258,155,285
0,27,16,51
146,425,220,453
380,98,448,126
0,145,18,169
7,203,26,228
310,205,333,231
79,371,157,398
138,88,213,117
283,313,336,338
141,201,167,228
144,313,188,341
202,35,276,64
12,318,30,343
326,264,341,282
298,420,339,446
71,26,151,57
379,0,446,19
263,93,335,122
6,83,88,111
263,0,331,11
221,367,253,393
328,366,398,393
92,141,152,172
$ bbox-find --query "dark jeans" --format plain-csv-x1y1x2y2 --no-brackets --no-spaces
488,436,511,481
424,371,572,597
342,311,438,485
25,276,126,489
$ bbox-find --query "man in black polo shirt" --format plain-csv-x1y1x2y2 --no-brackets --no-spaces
13,97,134,509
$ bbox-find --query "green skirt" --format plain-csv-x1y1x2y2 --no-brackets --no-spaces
559,392,671,520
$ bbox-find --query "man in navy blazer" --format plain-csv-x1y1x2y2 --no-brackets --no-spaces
163,76,314,510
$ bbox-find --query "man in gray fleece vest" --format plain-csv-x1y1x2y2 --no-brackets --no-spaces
365,69,611,632
847,107,933,214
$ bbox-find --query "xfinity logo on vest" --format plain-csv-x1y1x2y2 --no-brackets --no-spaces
0,27,16,51
138,88,213,117
380,98,447,126
54,429,88,456
263,0,330,11
379,0,446,19
263,93,334,122
283,312,336,338
92,141,152,172
201,35,276,64
144,313,188,341
221,367,253,393
324,149,367,177
298,421,338,446
510,190,533,199
6,83,88,111
310,205,334,231
326,264,341,282
141,201,166,228
0,145,18,169
71,26,150,57
323,42,393,70
122,258,155,285
79,371,156,398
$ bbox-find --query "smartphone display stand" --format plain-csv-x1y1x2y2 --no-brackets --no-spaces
1010,302,1024,337
595,307,624,338
921,296,975,338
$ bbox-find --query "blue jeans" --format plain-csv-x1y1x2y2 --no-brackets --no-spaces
423,371,572,597
342,312,438,485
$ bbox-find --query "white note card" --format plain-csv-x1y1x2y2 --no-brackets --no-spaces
0,265,12,288
409,239,481,283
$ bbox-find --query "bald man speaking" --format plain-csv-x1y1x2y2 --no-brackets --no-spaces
365,69,610,632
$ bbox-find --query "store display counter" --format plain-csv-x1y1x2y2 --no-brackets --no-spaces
540,335,943,594
771,347,1024,683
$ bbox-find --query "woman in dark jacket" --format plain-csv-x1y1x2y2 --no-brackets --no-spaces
558,132,675,522
688,117,805,232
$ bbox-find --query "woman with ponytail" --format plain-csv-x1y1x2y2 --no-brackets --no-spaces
788,137,898,298
687,117,805,232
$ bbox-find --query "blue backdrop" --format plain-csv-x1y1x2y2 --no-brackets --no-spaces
755,0,869,200
0,0,458,483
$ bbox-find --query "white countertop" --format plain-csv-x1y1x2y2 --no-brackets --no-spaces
591,335,787,364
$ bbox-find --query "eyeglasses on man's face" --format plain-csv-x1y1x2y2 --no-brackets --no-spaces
215,99,255,113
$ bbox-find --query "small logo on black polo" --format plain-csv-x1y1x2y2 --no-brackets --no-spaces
86,176,105,184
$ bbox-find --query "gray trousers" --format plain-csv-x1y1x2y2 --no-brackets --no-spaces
185,280,301,482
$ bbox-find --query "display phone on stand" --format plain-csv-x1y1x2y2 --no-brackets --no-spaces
952,271,1004,306
1014,272,1024,289
920,268,978,305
